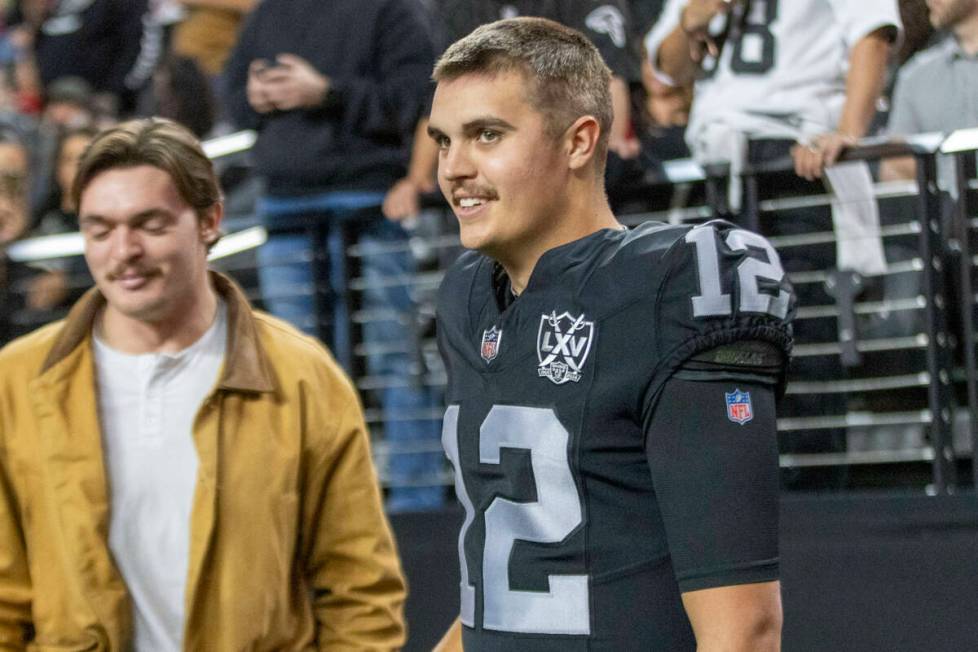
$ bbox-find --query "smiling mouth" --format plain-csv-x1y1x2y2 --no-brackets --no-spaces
453,193,497,217
111,270,155,290
118,276,149,290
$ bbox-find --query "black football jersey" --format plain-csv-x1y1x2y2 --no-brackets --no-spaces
436,220,794,651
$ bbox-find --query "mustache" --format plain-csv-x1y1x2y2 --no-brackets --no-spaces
450,184,499,202
106,265,157,281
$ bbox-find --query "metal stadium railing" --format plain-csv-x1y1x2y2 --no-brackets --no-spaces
3,128,978,494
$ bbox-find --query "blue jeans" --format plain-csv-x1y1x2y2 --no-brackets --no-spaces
257,191,445,511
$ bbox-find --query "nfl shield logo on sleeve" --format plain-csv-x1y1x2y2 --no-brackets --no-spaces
725,389,753,425
481,326,502,364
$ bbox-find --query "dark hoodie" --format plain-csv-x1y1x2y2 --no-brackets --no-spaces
223,0,434,196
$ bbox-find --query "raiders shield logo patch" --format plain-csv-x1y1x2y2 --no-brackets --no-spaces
480,326,502,363
537,311,595,385
725,389,753,425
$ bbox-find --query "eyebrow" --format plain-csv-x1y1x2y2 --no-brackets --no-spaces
79,208,175,228
427,117,516,141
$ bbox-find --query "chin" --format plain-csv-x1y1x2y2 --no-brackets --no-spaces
104,291,171,323
458,230,484,252
459,227,499,255
116,303,168,323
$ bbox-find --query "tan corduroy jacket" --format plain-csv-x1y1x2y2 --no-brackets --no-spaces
0,272,406,651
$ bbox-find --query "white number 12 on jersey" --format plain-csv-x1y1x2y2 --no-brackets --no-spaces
686,224,790,319
442,405,590,635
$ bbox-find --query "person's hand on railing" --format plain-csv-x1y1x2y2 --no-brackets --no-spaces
791,132,857,181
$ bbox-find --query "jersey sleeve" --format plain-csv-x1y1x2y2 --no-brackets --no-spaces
644,220,795,416
645,371,780,593
827,0,902,48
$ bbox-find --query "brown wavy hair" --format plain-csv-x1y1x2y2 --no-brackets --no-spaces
71,117,222,226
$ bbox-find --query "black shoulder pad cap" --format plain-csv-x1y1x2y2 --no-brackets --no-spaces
672,340,788,396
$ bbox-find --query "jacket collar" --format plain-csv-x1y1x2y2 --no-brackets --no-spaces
39,270,277,394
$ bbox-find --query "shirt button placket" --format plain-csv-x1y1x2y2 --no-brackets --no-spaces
143,357,165,442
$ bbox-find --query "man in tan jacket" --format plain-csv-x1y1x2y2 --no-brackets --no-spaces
0,118,406,650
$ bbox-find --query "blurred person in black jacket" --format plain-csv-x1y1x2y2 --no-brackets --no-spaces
7,0,149,114
223,0,444,511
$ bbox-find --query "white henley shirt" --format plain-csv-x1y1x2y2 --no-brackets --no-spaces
93,300,227,651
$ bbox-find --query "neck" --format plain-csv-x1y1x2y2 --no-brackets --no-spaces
502,188,620,295
99,277,219,354
954,9,978,55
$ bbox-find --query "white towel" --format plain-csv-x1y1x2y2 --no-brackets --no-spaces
825,161,888,276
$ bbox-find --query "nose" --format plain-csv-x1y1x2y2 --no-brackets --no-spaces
110,226,143,262
440,142,476,182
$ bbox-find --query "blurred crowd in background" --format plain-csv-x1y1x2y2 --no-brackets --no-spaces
0,0,975,509
0,1,944,259
0,0,257,332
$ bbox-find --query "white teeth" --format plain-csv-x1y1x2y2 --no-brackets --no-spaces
459,198,485,208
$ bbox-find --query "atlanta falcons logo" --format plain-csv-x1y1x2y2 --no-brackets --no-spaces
585,5,626,49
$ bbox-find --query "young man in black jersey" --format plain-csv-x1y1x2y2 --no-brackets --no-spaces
429,17,792,652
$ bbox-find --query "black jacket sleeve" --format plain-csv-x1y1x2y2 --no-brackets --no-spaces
107,0,149,97
327,0,435,139
221,1,268,132
222,0,433,139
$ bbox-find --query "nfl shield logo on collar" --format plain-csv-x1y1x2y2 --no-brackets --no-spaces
481,326,502,363
725,389,753,425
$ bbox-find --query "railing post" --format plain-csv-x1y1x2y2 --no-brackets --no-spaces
915,151,958,492
950,151,978,490
340,217,363,379
741,172,761,234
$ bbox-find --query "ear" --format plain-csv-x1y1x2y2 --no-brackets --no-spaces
564,115,602,172
199,202,224,247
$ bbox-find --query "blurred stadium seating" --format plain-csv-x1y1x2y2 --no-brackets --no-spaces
5,127,978,496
